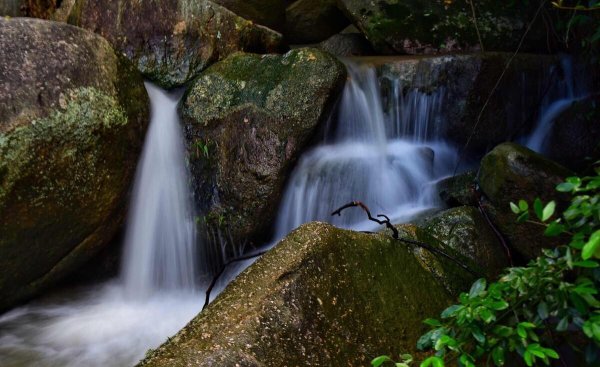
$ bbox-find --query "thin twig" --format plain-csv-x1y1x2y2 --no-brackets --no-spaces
468,0,485,52
203,250,267,310
472,184,514,266
453,0,548,175
331,201,482,277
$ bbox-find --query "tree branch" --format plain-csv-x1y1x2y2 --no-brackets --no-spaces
331,201,482,277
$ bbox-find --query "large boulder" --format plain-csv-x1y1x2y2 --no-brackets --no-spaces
0,18,148,311
336,0,550,55
478,143,573,260
62,0,283,89
285,0,350,44
181,49,346,254
546,95,600,172
137,222,454,366
377,53,560,155
211,0,286,31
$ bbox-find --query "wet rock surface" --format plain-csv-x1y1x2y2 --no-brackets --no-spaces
138,222,454,367
181,48,346,252
0,17,148,311
63,0,283,88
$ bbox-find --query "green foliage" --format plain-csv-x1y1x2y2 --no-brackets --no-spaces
552,1,600,63
374,165,600,366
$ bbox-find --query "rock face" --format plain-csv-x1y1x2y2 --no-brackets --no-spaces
285,0,350,44
337,0,549,55
181,48,346,252
0,18,148,311
546,95,600,172
64,0,283,89
422,206,510,279
211,0,286,31
137,222,454,366
0,0,23,16
478,143,573,260
318,32,375,57
377,53,559,154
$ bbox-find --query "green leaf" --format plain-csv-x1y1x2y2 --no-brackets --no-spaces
472,328,486,344
534,198,544,220
542,201,556,221
582,230,600,260
537,302,549,320
510,202,520,214
557,317,569,332
556,182,574,192
441,305,462,318
519,200,529,211
469,278,487,299
543,348,559,359
420,356,444,367
423,318,441,327
372,356,392,367
544,222,565,237
480,308,496,323
492,346,505,366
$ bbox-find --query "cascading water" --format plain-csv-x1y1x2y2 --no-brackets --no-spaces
0,83,203,367
524,56,589,153
122,83,198,298
274,60,458,239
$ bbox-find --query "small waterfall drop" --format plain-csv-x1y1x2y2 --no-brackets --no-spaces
274,60,457,238
525,57,589,152
122,82,198,297
0,83,203,367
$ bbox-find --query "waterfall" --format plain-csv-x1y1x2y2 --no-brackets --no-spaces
121,82,198,297
525,57,589,152
274,60,457,238
0,83,203,367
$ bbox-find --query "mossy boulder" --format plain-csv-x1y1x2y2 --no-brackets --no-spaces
62,0,283,89
336,0,550,54
478,143,573,260
546,95,600,172
0,18,148,311
211,0,286,31
422,206,510,279
377,53,559,154
285,0,350,44
181,48,346,254
137,222,455,366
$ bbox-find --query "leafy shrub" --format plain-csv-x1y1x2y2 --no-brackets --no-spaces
374,165,600,366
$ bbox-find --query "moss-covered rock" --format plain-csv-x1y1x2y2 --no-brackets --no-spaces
62,0,283,89
376,53,559,154
0,0,23,16
478,143,573,260
285,0,350,44
546,95,600,172
211,0,286,31
0,17,148,311
181,48,346,255
337,0,551,54
137,222,455,366
421,206,510,279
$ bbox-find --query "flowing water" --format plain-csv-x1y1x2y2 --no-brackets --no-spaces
274,61,458,238
524,56,590,153
0,56,587,366
0,83,203,367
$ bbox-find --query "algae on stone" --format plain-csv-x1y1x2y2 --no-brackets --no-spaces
63,0,283,88
138,222,454,366
181,48,346,260
0,17,148,311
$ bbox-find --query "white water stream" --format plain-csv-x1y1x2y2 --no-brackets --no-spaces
0,56,587,366
0,83,203,367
